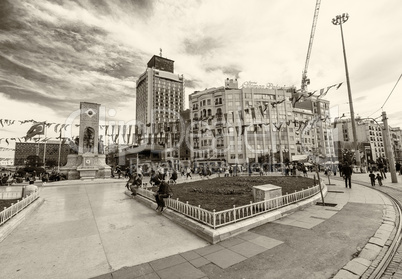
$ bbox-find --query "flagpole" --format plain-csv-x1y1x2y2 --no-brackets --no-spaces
57,128,62,173
43,123,47,170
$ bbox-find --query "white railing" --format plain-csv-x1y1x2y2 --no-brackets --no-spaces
0,191,40,226
0,191,22,200
136,182,323,229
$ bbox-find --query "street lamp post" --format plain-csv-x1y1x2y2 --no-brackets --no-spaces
332,13,361,170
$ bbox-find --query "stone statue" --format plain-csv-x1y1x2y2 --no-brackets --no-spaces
83,127,95,153
69,136,79,154
98,136,104,154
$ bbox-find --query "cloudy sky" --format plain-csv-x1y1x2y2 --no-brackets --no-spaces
0,0,401,159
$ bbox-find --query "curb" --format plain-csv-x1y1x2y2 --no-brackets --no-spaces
125,181,328,244
332,193,397,278
41,179,126,187
0,197,45,243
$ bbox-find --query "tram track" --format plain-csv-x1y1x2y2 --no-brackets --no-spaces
331,177,402,278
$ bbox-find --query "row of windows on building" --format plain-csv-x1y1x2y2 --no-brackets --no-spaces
369,126,382,131
193,94,289,111
193,97,224,110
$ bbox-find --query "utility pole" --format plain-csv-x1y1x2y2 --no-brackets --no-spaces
382,111,398,183
266,102,275,171
332,13,361,170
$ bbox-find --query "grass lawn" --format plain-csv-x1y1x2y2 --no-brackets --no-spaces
0,199,20,210
153,176,316,212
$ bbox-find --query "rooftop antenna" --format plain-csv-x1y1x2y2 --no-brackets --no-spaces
159,48,162,57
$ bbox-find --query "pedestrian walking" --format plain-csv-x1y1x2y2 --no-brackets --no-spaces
224,167,229,177
376,173,383,186
396,162,401,175
343,163,353,189
170,169,178,184
186,167,192,179
369,171,376,186
303,165,308,177
338,163,343,177
116,166,121,179
377,158,387,179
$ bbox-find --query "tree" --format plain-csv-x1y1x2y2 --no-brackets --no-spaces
46,159,57,168
258,154,270,164
26,155,41,167
341,149,354,165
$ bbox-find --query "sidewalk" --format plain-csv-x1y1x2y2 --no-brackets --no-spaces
0,174,394,279
92,176,391,279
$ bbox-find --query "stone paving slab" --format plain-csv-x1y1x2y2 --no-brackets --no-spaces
333,269,361,279
156,262,206,279
343,258,371,276
2,174,397,279
202,248,247,269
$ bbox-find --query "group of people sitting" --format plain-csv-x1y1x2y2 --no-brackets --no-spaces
125,169,175,212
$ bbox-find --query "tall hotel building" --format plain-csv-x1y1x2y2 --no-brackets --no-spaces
136,55,184,124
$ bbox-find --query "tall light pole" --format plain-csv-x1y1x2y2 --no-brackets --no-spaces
332,13,361,170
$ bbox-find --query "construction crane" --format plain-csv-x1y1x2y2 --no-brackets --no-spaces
301,0,321,93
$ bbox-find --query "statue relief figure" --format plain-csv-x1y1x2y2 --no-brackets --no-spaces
68,136,79,154
98,135,104,154
83,127,95,153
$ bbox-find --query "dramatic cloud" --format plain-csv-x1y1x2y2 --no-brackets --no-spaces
0,0,401,151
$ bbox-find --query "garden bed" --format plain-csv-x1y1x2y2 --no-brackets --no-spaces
152,176,316,211
0,199,20,210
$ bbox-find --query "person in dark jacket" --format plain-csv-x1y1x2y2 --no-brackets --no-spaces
343,163,353,188
153,177,173,212
377,158,387,179
170,169,178,184
369,171,376,186
376,173,384,186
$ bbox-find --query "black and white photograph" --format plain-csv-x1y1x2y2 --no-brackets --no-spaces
0,0,401,278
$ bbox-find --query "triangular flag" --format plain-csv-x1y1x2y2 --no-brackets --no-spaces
251,107,256,119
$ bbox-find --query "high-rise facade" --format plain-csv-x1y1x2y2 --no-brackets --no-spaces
136,55,184,125
333,118,384,165
295,98,336,161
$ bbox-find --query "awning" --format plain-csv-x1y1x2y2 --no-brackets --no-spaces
291,154,308,161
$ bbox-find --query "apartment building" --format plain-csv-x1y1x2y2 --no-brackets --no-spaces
189,79,335,166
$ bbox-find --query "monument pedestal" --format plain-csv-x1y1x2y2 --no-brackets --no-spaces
77,153,99,180
60,154,81,180
253,184,282,202
61,153,111,180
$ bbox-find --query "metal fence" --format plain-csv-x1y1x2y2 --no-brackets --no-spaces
0,191,40,226
137,182,323,229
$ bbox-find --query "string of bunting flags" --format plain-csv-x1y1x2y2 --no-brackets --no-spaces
291,82,343,107
1,84,337,147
